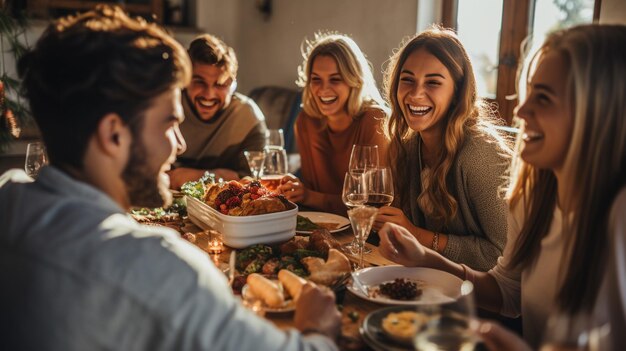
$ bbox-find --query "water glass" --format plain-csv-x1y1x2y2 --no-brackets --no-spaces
347,205,377,270
24,142,48,178
265,129,285,149
260,146,288,191
414,281,478,351
244,150,265,180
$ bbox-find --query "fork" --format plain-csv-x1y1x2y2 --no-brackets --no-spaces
329,272,351,291
228,250,236,286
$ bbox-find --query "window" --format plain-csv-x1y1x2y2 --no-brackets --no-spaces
443,0,600,123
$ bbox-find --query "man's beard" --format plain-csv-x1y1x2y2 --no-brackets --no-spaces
121,138,172,209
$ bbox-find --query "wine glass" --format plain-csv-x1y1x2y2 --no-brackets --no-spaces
342,172,368,208
366,167,394,208
244,150,265,180
342,172,368,254
24,142,48,178
349,144,379,175
265,129,285,149
540,310,611,351
347,205,378,270
414,281,479,351
260,146,288,191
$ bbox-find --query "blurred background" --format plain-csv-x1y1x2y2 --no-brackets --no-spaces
1,0,625,172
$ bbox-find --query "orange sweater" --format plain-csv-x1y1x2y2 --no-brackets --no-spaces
295,107,389,215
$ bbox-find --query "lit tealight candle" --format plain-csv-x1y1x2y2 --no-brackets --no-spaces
207,231,224,254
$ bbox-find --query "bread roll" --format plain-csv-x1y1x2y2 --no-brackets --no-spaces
302,249,351,285
278,269,307,301
246,273,285,308
325,249,352,273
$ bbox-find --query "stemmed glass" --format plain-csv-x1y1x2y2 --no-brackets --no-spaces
24,142,48,178
341,171,368,254
540,310,611,351
342,172,368,208
413,281,479,351
347,205,378,270
366,167,394,208
244,150,266,180
349,144,379,175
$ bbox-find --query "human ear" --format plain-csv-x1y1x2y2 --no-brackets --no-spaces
95,113,131,157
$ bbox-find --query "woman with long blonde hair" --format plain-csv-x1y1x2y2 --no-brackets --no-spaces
279,32,389,215
374,27,512,271
377,24,626,350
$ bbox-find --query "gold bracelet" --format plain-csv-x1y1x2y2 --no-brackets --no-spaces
431,231,439,252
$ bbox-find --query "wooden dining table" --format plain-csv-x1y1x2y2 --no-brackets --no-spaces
176,218,397,351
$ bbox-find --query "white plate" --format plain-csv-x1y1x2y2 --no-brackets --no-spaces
241,284,295,313
348,266,463,305
296,211,351,234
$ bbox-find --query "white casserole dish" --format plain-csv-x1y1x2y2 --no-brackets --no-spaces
186,195,297,248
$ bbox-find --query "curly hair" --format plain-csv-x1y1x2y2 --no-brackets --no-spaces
296,32,387,120
18,5,191,170
383,26,509,227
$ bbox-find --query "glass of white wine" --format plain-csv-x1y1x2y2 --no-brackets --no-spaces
347,205,377,270
414,281,479,351
24,142,48,179
341,171,368,254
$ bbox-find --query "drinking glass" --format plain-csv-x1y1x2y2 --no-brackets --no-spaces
24,142,48,178
414,281,479,351
244,150,266,180
260,146,288,191
540,310,611,351
342,172,369,254
265,128,285,149
347,205,377,270
366,167,394,208
342,172,368,208
348,144,379,174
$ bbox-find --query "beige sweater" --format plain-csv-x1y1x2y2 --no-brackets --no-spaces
177,92,267,177
402,131,509,271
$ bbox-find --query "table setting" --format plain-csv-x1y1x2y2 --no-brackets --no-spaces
131,142,480,350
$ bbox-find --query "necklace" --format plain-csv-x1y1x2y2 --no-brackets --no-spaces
418,137,424,171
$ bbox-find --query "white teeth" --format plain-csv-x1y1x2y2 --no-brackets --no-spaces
198,99,217,107
320,96,338,104
408,104,432,115
523,131,544,142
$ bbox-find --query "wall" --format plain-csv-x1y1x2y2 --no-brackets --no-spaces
191,0,420,94
600,0,626,25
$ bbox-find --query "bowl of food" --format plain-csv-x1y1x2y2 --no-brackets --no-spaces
185,180,298,248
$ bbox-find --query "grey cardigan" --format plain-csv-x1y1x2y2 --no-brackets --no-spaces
403,131,510,271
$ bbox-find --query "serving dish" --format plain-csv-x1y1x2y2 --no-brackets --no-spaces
186,195,298,248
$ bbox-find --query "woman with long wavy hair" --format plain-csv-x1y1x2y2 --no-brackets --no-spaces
377,24,626,350
374,27,512,271
279,32,389,215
